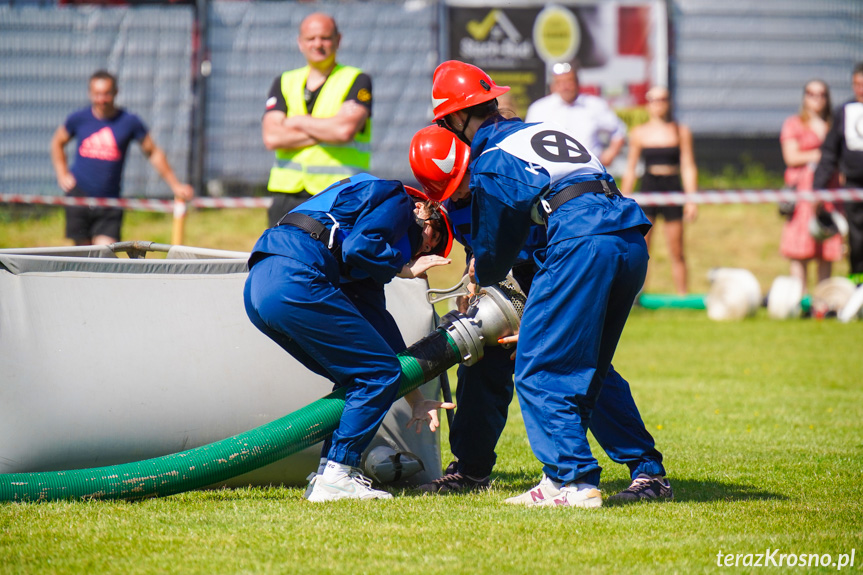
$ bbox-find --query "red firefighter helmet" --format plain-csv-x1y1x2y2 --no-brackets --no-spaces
409,124,470,203
405,185,454,258
431,60,510,121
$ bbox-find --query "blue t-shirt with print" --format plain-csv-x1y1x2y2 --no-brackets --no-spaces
65,107,148,198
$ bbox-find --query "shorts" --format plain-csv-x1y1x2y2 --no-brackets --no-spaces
639,174,683,222
64,189,123,241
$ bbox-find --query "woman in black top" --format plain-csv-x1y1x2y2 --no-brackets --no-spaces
621,86,698,295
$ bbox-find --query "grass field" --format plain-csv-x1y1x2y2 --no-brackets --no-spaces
1,310,861,574
1,170,861,573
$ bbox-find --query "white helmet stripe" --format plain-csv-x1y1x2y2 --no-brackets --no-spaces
431,139,457,174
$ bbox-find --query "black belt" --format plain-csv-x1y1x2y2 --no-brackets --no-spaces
277,212,332,247
544,179,621,214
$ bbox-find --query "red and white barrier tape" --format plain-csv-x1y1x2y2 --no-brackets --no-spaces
633,188,863,206
2,189,863,211
0,194,273,212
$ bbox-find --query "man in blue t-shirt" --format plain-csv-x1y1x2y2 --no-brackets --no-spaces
50,70,193,245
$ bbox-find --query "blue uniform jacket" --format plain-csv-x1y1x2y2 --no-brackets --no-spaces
445,195,546,268
250,174,420,285
468,117,651,285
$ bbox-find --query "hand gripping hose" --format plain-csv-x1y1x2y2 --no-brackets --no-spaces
0,279,523,503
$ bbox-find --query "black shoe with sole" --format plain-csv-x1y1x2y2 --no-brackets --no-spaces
419,465,490,494
608,473,673,502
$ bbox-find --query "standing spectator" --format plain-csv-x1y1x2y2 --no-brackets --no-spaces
262,12,372,228
50,70,193,246
779,80,842,290
620,86,698,295
525,62,626,167
427,60,669,507
813,63,863,285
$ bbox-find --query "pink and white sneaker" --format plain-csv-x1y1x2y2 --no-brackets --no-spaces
504,475,562,506
505,475,602,508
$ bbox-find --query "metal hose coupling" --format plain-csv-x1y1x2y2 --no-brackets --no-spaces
429,275,527,366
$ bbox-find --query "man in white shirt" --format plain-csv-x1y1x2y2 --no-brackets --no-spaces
525,62,626,167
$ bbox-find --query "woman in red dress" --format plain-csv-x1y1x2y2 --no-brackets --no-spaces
780,80,842,290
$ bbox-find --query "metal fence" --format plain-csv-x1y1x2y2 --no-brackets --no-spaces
0,1,438,199
673,0,863,135
0,5,194,197
3,0,863,199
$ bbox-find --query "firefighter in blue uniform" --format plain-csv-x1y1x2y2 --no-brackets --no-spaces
409,124,544,493
421,61,672,506
244,173,455,502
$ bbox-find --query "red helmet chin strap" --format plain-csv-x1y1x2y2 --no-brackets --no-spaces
404,184,454,258
436,117,472,147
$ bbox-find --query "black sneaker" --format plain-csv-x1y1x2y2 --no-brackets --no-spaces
419,470,490,494
608,473,673,502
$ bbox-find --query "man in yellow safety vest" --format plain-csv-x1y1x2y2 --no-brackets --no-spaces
261,12,372,227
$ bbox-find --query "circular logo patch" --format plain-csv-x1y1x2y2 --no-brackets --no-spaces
532,5,580,64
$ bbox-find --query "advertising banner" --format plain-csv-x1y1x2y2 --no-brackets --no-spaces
445,1,667,117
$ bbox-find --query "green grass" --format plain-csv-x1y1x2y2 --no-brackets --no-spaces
2,311,861,574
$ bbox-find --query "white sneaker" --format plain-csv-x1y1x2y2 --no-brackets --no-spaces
302,459,328,500
306,468,393,502
302,472,319,500
504,475,563,506
554,483,603,508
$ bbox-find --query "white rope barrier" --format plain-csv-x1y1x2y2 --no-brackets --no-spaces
2,189,863,212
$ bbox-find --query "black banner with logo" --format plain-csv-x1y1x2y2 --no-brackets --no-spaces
446,2,661,117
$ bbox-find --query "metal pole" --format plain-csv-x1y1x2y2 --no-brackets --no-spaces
189,0,210,198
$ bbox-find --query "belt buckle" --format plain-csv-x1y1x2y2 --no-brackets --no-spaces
600,180,612,196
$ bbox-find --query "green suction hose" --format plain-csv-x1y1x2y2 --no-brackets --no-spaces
0,330,462,502
638,293,813,313
639,293,707,309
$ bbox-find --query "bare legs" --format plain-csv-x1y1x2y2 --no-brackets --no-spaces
75,235,117,246
790,258,833,293
644,218,687,295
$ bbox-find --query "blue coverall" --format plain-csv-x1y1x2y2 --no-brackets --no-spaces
443,195,543,478
244,174,422,468
467,117,666,486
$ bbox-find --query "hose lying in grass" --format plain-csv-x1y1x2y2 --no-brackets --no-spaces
1,276,527,503
0,330,462,502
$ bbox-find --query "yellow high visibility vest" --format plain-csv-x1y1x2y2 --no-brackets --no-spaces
267,64,372,195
